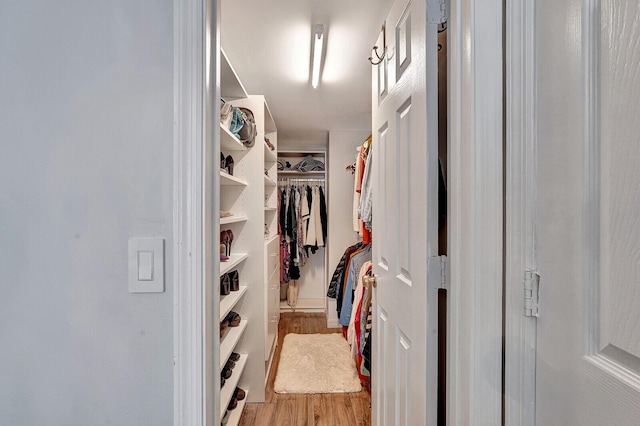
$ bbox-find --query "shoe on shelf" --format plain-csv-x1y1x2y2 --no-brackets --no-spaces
229,352,241,362
233,387,246,401
228,270,239,292
220,273,231,296
221,366,232,380
227,397,238,410
224,311,241,327
225,155,235,175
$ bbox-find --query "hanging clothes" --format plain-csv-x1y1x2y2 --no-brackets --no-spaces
339,245,372,327
327,242,365,299
319,186,328,242
278,180,327,287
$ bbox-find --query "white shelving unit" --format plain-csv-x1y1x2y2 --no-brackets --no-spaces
218,48,280,419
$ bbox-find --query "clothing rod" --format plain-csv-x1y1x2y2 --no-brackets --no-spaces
277,178,325,183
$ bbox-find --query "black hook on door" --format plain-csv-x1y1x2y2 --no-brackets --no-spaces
368,22,387,65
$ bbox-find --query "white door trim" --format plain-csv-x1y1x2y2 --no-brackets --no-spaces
173,0,219,425
447,0,504,423
504,0,538,424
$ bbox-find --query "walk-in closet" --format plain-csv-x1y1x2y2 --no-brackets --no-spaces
215,0,448,425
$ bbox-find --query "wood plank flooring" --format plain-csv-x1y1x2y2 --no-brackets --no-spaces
238,312,371,426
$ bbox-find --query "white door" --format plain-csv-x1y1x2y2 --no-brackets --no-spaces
371,0,441,424
533,0,640,423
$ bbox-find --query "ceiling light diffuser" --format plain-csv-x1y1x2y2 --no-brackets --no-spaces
311,25,324,88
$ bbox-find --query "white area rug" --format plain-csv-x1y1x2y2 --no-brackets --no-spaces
274,333,362,394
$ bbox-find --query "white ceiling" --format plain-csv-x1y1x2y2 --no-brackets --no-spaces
221,0,392,147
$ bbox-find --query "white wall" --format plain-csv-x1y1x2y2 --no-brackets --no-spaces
326,131,369,327
0,2,174,425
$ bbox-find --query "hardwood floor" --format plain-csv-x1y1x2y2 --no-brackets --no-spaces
238,312,371,426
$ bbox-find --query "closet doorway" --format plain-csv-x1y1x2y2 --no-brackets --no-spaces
218,0,447,424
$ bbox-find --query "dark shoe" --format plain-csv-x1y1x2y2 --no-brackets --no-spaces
225,311,241,327
227,397,238,410
221,366,232,380
220,321,228,339
229,352,240,362
229,270,239,291
225,155,235,175
225,360,236,370
226,230,234,256
233,387,246,401
220,273,231,296
220,152,226,170
220,230,229,256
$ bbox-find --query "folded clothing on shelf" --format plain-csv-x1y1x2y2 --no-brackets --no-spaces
291,155,325,172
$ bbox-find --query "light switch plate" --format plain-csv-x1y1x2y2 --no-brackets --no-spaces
128,238,164,293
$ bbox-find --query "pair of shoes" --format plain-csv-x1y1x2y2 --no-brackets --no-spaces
220,229,234,257
223,311,241,327
220,270,239,296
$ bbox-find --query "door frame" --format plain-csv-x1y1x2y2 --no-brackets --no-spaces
447,0,505,424
173,0,509,424
504,0,538,424
173,0,220,424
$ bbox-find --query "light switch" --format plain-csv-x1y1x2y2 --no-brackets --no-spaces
128,238,164,293
138,251,154,281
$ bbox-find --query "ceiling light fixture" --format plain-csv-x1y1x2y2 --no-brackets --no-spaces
311,24,324,88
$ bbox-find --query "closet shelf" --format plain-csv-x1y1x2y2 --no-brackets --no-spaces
220,171,248,186
264,234,279,246
220,214,248,225
220,286,248,322
264,175,276,186
278,170,325,177
220,321,248,370
264,144,277,163
225,390,249,426
264,206,277,212
220,253,248,276
277,150,325,157
219,353,248,423
221,125,247,152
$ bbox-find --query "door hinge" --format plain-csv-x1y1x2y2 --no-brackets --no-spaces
524,270,540,318
428,0,449,24
428,255,448,290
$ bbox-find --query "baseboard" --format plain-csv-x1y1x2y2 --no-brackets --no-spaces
326,318,340,328
279,298,325,313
